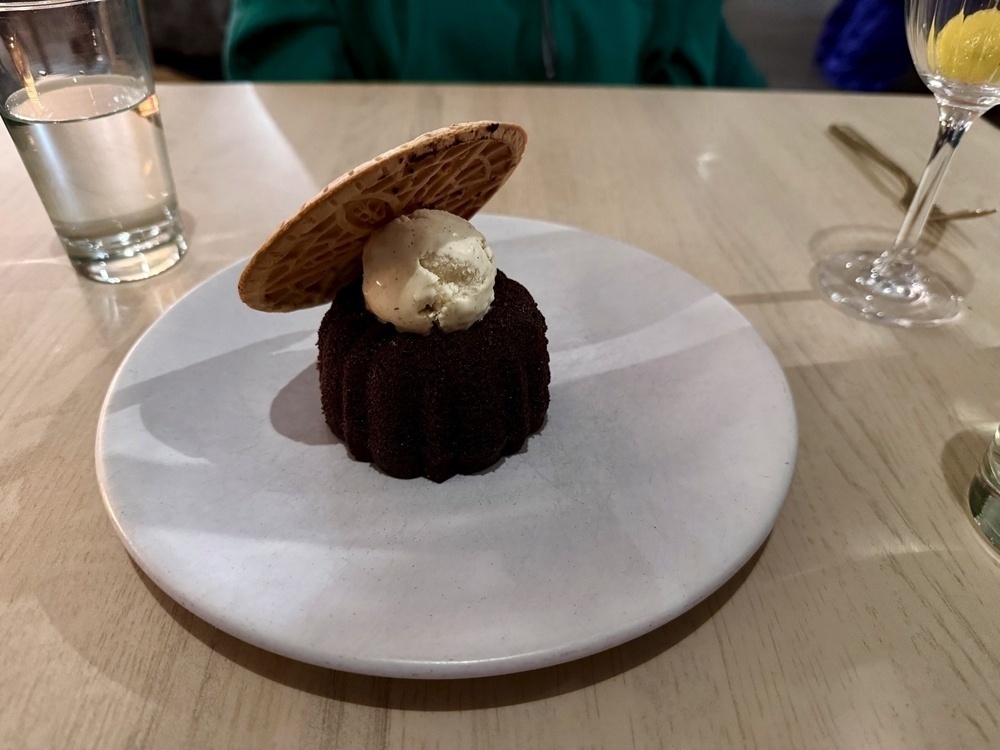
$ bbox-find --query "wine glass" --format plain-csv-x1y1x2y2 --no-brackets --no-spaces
816,0,1000,326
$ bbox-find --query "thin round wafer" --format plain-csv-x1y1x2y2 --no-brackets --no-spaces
238,121,527,312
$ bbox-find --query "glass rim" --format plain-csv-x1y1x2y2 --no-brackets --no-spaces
0,0,109,11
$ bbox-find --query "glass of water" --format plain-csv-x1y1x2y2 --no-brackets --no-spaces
970,426,1000,551
0,0,187,283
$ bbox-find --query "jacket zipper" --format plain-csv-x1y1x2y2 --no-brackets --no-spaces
541,0,557,80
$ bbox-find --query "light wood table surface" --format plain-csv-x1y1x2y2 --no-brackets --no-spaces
3,83,1000,749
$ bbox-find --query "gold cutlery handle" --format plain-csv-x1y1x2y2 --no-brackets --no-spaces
829,123,996,224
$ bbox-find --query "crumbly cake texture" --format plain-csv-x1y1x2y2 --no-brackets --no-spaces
238,121,527,313
317,272,550,483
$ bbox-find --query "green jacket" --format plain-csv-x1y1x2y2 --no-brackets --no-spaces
225,0,765,87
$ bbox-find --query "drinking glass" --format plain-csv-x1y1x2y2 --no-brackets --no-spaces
816,0,1000,326
970,425,1000,551
0,0,187,283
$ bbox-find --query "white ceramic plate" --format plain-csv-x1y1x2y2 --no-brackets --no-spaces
97,216,797,679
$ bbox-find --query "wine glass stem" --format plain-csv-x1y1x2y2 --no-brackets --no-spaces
872,103,980,276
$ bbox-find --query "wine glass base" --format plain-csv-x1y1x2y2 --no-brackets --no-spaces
816,250,962,327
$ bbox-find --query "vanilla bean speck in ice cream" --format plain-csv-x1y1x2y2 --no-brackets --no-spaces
361,209,497,334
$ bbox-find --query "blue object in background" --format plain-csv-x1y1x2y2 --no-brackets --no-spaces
816,0,912,91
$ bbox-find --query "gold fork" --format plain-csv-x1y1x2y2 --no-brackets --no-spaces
828,123,997,224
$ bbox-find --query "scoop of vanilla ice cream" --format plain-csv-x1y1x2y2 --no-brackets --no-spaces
361,209,497,334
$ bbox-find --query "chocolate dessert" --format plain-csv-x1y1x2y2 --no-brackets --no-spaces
237,121,549,481
318,271,549,482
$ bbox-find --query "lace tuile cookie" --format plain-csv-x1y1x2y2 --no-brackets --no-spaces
238,121,527,312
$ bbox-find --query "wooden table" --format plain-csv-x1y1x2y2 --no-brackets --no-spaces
3,83,1000,749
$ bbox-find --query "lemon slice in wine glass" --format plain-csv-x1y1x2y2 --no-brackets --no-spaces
932,9,1000,84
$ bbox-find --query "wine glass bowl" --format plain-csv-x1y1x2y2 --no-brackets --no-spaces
816,0,1000,326
916,1,1000,106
